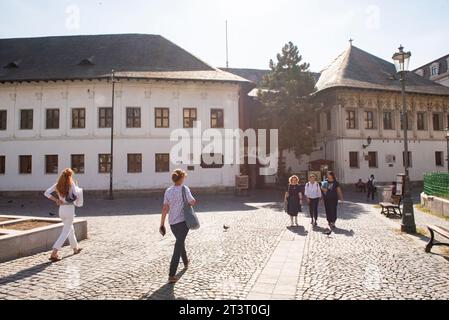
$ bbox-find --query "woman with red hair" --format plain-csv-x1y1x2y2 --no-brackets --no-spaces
44,168,83,262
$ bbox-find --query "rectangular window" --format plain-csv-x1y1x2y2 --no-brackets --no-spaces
201,153,225,169
0,110,6,130
401,113,413,131
211,109,224,128
19,155,32,174
435,151,444,167
349,152,359,168
127,154,142,173
417,112,426,131
71,154,85,174
126,107,141,128
155,154,170,173
155,108,169,128
383,111,393,130
0,156,5,174
346,110,356,129
326,111,332,131
72,108,86,129
368,152,378,168
98,107,113,128
183,108,197,128
46,109,60,129
433,113,443,131
45,155,58,174
98,154,112,174
365,111,375,129
402,151,413,168
20,109,33,130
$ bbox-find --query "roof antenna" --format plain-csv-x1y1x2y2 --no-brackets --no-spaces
226,20,229,68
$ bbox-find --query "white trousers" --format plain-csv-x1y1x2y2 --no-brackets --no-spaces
53,205,78,250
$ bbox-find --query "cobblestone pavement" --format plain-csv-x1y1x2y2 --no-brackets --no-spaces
0,191,448,300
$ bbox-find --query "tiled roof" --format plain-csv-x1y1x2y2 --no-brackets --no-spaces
0,34,248,84
315,45,449,96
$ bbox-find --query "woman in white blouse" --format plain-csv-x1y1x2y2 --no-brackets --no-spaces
304,173,322,227
44,168,83,262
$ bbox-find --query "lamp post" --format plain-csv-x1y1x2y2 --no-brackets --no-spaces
323,136,328,161
108,70,116,200
446,127,449,173
392,45,416,234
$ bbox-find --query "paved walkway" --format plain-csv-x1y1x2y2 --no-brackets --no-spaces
0,191,448,300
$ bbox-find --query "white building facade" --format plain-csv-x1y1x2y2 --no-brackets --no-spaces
0,34,248,192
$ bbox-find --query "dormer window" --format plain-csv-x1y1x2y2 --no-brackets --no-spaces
78,56,95,66
3,60,21,69
430,62,440,78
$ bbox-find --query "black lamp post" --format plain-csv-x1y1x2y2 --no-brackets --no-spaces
108,70,116,200
446,127,449,173
323,136,328,161
392,45,416,234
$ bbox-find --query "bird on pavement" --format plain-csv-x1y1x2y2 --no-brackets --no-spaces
223,225,230,231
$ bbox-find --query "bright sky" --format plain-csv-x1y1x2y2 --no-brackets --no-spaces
1,0,448,72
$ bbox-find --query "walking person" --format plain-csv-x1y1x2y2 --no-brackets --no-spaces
284,175,303,227
44,168,83,262
322,171,344,229
366,175,376,202
304,173,322,227
160,169,196,284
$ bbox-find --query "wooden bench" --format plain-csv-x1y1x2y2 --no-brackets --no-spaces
425,225,449,253
380,195,402,217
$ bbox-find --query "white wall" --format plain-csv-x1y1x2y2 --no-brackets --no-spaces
0,80,241,191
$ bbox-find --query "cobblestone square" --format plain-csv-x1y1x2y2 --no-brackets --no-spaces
0,191,448,300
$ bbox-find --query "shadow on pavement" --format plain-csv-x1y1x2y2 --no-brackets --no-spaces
0,261,52,286
142,269,187,300
286,226,308,236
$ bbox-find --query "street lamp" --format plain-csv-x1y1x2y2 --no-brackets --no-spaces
322,136,328,161
446,127,449,173
392,45,416,234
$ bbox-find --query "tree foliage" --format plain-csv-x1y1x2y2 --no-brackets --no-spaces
258,42,318,160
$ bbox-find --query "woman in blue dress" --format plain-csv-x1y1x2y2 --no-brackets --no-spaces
284,175,303,227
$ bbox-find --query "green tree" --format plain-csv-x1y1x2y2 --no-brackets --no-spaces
258,42,318,181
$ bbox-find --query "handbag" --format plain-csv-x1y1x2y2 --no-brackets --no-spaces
182,186,200,230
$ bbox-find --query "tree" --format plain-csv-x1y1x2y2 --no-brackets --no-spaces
258,42,318,181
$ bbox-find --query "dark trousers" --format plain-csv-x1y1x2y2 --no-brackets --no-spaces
324,198,338,224
308,198,320,221
169,222,189,277
367,188,375,201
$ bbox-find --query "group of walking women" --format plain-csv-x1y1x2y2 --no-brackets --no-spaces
285,171,344,229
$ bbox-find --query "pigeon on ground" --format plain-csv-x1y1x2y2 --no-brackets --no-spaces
223,225,230,231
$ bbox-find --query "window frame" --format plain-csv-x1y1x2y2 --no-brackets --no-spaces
365,111,375,130
155,108,169,128
20,109,34,130
46,109,60,130
0,155,5,174
435,151,444,167
346,110,356,129
211,109,224,129
98,107,113,129
432,113,443,131
200,153,225,169
126,107,142,128
183,108,197,128
383,111,394,130
19,155,32,174
127,154,142,173
71,154,85,174
71,108,86,129
0,110,6,130
417,112,426,131
45,155,58,175
368,152,378,168
349,152,359,169
155,153,170,173
98,154,112,174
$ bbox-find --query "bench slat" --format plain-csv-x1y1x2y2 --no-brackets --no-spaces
428,225,449,238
